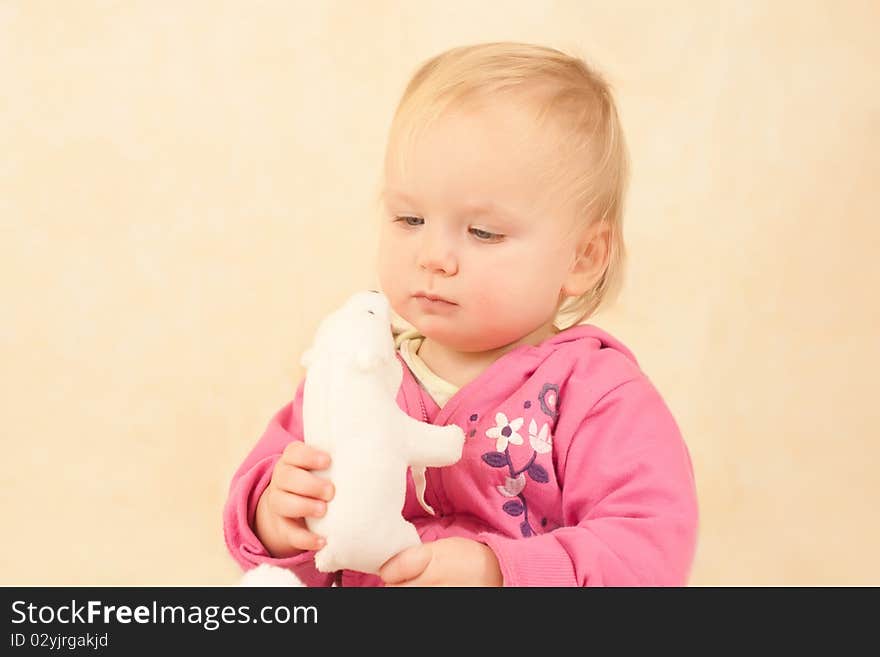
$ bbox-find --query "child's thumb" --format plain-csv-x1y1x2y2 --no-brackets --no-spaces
378,544,431,585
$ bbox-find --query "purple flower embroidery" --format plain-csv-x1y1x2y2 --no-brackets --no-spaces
480,430,554,537
479,395,558,537
538,383,559,419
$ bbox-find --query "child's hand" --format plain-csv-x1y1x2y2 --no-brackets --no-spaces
254,441,335,559
378,537,503,587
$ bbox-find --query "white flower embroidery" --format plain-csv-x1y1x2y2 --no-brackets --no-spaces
485,413,524,452
497,474,526,498
528,419,552,454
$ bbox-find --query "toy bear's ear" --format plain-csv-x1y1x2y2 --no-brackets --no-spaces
301,348,315,369
355,349,386,372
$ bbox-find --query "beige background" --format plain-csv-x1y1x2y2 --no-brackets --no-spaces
2,1,878,585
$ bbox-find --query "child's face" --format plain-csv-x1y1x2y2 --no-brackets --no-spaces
378,101,585,352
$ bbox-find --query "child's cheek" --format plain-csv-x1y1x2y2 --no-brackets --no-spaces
469,282,500,310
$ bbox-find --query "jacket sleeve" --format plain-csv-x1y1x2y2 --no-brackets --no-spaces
478,376,699,586
222,379,335,587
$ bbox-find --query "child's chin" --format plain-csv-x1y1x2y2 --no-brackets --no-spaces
418,324,485,352
415,320,453,341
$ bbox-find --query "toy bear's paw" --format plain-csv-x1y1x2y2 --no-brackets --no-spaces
313,546,339,574
239,563,305,587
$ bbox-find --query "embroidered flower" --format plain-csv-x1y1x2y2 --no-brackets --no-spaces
485,413,524,452
528,419,552,454
538,383,559,419
496,473,526,498
480,412,553,538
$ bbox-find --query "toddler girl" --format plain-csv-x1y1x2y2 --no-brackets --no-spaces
223,42,698,586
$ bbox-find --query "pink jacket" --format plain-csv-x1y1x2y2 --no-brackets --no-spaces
223,325,698,586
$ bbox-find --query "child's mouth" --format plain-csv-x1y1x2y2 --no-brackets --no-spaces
413,293,457,311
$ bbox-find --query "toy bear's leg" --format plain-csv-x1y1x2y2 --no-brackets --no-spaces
384,518,422,558
239,563,305,587
315,520,420,576
364,519,421,575
314,544,341,573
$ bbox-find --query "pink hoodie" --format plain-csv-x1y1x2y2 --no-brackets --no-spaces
223,324,698,586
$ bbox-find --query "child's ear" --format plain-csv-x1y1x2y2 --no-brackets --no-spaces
562,222,610,298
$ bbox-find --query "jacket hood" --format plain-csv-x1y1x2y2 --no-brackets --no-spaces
397,321,642,428
528,323,640,367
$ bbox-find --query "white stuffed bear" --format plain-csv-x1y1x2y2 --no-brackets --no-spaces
240,291,464,585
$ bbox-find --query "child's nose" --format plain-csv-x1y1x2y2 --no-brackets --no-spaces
417,238,458,276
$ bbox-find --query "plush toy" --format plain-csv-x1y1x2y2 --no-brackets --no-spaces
239,290,465,586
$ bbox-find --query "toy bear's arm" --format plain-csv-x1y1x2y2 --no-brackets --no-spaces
395,414,465,469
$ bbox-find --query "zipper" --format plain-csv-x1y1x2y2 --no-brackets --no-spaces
413,379,447,517
417,392,428,422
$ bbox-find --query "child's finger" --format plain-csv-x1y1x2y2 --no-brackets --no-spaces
270,490,327,519
378,545,431,585
281,441,331,470
275,467,335,501
283,518,326,552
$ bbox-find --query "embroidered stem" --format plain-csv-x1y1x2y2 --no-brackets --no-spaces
504,447,536,536
512,451,537,477
518,492,533,533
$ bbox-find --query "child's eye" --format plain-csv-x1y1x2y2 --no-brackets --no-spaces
395,216,424,227
469,227,504,242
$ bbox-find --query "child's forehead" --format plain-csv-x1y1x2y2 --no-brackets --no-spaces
384,133,573,217
382,94,595,229
386,107,559,181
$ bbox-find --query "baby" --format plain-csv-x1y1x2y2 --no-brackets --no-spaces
223,42,698,586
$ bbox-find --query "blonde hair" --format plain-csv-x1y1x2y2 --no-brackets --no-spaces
384,42,629,328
